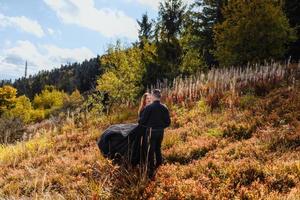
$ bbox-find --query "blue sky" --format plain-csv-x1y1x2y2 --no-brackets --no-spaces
0,0,192,80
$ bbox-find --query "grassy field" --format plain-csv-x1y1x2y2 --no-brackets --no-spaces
1,72,300,199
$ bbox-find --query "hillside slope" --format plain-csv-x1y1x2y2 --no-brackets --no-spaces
0,85,300,199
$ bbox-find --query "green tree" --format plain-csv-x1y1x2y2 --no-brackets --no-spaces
180,32,206,75
141,42,160,87
83,92,104,115
0,85,17,115
97,44,145,107
137,13,154,48
155,0,187,80
190,0,227,66
214,0,296,66
283,0,300,61
179,10,207,75
158,0,186,42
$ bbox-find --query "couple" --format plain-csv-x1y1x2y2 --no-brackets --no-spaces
98,89,171,178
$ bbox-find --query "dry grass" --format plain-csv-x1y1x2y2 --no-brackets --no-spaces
1,64,300,199
152,62,300,109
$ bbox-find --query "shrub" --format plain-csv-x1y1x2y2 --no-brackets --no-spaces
259,125,300,152
205,128,223,137
205,91,223,110
30,109,46,122
0,117,24,144
171,100,209,127
162,129,186,149
223,123,254,140
265,162,299,193
239,94,258,110
63,89,84,110
164,137,218,164
228,160,265,188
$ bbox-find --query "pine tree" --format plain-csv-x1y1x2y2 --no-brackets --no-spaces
283,0,300,61
158,0,186,42
191,0,227,66
137,13,153,47
155,0,187,80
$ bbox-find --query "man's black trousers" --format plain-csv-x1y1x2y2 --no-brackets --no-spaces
143,129,164,177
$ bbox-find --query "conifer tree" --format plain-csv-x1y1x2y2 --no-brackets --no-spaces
137,13,154,47
156,0,187,80
283,0,300,61
191,0,227,66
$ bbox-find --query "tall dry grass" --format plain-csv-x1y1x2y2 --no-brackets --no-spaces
150,62,300,107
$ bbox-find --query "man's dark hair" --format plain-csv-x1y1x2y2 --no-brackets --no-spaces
152,89,161,98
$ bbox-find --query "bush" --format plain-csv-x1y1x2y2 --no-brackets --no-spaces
239,95,258,110
259,125,300,152
63,89,84,110
164,137,218,164
0,117,24,144
30,109,46,122
223,123,254,140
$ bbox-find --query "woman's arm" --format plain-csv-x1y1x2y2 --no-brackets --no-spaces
138,106,150,126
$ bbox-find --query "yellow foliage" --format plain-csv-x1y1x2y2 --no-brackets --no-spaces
97,45,145,105
0,85,17,114
6,95,33,123
33,86,67,117
64,89,84,109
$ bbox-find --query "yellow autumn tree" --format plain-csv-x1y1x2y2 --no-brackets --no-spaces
0,85,17,115
33,85,67,117
6,95,33,123
97,43,145,107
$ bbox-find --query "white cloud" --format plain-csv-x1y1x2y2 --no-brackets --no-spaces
131,0,193,10
44,0,138,39
0,13,45,37
0,40,95,79
47,28,55,35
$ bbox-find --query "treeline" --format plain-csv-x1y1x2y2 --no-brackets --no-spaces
1,0,300,120
96,0,300,107
0,56,103,99
134,0,299,83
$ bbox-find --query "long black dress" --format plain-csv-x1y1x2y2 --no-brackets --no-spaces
97,112,147,165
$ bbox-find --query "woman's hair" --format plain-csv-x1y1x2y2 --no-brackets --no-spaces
138,92,150,116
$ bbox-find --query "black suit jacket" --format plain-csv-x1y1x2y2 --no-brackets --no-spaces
138,100,171,129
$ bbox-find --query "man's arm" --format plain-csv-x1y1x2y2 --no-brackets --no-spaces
163,107,171,128
138,106,150,126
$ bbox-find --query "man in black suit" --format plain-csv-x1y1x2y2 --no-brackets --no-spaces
138,89,171,178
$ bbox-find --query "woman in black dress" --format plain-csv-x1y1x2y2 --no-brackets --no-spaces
130,92,151,166
98,93,152,165
138,92,151,118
